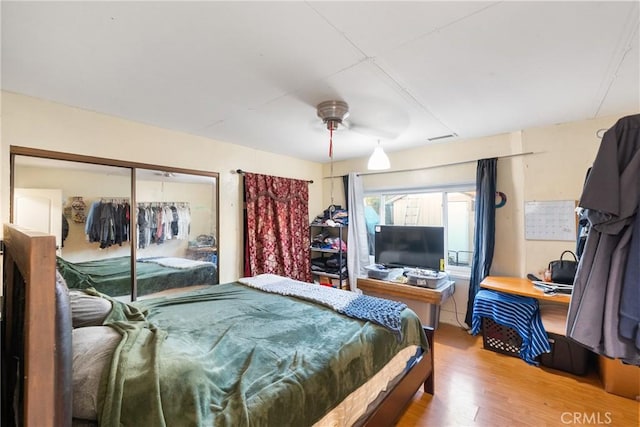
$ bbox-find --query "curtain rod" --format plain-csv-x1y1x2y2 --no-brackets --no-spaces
235,169,313,184
343,151,536,178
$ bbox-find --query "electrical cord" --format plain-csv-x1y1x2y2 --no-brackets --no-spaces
449,289,469,330
438,273,468,331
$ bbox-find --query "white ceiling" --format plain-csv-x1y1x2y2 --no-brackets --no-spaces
2,1,639,163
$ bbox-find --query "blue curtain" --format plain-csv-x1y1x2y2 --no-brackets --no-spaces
465,158,498,327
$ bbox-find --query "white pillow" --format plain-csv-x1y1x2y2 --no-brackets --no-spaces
72,326,121,421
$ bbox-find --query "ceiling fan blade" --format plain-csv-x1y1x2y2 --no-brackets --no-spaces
347,120,399,140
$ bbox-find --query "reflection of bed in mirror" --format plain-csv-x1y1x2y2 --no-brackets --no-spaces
2,224,434,427
56,255,218,297
11,149,221,299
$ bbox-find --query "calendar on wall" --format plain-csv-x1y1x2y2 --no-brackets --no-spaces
524,200,577,241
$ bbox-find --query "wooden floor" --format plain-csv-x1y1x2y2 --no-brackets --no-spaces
396,323,639,427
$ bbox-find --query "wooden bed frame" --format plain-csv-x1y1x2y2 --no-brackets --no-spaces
1,224,433,426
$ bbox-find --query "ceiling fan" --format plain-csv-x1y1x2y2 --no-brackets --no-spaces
152,171,176,178
316,100,391,169
316,100,398,139
316,100,350,158
316,100,350,131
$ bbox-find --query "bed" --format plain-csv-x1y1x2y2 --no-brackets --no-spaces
56,254,218,298
1,224,434,427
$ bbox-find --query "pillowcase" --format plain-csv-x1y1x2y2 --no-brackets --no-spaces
56,269,69,293
72,326,121,421
69,290,112,328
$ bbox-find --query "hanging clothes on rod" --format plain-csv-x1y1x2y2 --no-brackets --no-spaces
136,202,191,248
565,114,640,365
85,198,131,249
82,198,191,250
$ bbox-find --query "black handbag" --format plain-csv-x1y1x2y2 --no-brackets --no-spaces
548,250,578,285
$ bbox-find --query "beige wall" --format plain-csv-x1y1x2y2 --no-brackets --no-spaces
1,91,632,325
325,113,631,326
327,114,629,276
1,91,324,282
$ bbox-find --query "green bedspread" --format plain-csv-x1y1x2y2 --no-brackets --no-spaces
97,282,428,427
57,255,217,297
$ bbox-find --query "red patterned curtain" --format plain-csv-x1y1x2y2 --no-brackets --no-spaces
243,172,311,282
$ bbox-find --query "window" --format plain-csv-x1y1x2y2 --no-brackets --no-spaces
364,186,475,273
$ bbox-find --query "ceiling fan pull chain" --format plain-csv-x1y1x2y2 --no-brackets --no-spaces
329,126,333,158
330,127,335,207
316,100,348,209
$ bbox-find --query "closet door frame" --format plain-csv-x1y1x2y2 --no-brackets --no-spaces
9,145,220,300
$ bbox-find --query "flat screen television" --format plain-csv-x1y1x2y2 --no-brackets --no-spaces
374,225,445,271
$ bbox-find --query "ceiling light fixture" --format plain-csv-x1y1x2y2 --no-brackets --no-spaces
367,140,390,170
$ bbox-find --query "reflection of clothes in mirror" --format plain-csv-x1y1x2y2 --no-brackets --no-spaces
61,214,69,247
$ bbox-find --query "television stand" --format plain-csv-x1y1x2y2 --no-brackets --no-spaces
357,277,455,328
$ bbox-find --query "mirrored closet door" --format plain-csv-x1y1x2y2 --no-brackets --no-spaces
11,149,219,301
134,168,218,300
